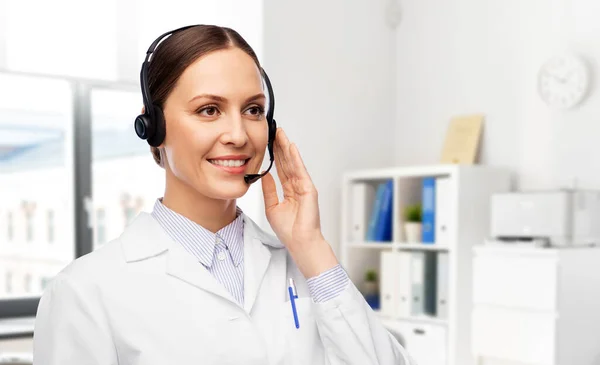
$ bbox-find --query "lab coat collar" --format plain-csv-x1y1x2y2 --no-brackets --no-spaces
121,211,285,313
121,212,284,262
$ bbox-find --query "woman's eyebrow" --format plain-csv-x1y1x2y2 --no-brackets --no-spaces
188,94,227,103
188,93,265,104
244,93,266,104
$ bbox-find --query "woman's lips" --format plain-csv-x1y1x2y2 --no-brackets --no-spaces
208,158,250,175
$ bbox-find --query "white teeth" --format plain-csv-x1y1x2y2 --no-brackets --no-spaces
210,159,246,167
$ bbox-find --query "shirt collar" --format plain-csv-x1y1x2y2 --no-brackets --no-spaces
150,198,244,268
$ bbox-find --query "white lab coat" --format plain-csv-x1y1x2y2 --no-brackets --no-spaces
33,212,414,365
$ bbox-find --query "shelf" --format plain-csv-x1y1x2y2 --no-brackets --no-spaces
348,242,395,249
373,310,448,326
343,164,457,182
396,243,449,251
348,242,450,251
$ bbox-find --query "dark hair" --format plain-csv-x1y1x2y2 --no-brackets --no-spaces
147,25,261,166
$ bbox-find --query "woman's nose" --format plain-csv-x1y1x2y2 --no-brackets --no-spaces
220,114,249,147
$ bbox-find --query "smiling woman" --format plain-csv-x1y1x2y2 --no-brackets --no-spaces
32,24,414,365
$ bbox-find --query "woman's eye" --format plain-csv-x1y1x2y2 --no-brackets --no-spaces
245,106,265,117
197,106,220,117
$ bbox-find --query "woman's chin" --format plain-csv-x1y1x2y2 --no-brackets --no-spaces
204,177,251,200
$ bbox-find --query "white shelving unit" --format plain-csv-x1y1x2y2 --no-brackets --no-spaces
340,164,511,365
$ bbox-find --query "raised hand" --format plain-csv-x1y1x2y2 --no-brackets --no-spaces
260,128,338,278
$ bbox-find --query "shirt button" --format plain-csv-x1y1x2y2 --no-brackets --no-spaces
217,252,226,261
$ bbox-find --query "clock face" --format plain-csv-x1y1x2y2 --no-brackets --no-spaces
537,54,590,109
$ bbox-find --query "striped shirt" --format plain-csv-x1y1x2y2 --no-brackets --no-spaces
151,199,349,305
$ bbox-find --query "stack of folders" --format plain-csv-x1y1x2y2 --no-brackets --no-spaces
350,180,393,242
380,250,449,319
421,176,451,245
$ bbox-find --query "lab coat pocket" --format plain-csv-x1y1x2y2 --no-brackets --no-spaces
280,298,322,364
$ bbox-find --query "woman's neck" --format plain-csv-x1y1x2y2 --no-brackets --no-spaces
161,173,238,234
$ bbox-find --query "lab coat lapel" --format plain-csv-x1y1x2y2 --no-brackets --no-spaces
242,214,285,314
165,240,239,306
121,212,239,306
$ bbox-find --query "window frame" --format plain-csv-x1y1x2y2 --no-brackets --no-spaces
0,70,137,319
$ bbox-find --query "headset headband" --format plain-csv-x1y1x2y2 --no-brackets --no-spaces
140,25,275,123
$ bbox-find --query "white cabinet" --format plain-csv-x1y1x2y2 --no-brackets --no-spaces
340,164,512,365
472,246,600,365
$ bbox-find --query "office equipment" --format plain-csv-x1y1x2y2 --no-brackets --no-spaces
472,245,600,365
490,189,600,247
340,164,511,365
288,278,299,329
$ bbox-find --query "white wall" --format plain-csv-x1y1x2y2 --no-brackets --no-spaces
262,0,397,253
394,0,600,190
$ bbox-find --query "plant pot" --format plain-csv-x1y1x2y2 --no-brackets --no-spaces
404,222,422,242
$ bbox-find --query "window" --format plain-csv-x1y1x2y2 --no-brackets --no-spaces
5,272,12,294
22,201,36,242
0,72,75,304
24,273,32,293
91,88,164,249
40,277,51,290
96,208,106,246
47,210,55,243
6,211,13,241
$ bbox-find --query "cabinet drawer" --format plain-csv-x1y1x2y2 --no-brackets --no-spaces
472,306,556,365
473,254,558,311
389,322,447,365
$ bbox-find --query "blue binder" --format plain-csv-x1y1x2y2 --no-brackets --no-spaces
366,183,386,241
421,177,435,243
374,180,393,241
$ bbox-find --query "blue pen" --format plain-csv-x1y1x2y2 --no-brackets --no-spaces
288,278,300,329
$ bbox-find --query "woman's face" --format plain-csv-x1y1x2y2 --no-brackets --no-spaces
160,47,269,200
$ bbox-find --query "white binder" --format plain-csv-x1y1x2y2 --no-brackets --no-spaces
437,252,449,319
350,183,376,241
397,251,413,317
410,251,425,316
380,251,399,317
435,177,451,246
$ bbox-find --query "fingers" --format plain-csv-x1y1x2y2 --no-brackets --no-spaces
274,128,292,184
289,143,316,194
260,172,279,210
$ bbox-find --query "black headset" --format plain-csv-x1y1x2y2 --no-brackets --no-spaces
134,24,277,185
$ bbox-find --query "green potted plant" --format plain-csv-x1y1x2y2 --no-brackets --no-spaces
403,203,422,242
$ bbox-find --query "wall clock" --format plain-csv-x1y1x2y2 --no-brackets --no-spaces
537,53,591,109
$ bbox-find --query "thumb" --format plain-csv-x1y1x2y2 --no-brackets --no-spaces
261,172,279,211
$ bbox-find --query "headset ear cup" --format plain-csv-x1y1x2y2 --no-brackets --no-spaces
134,114,153,140
147,105,166,147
